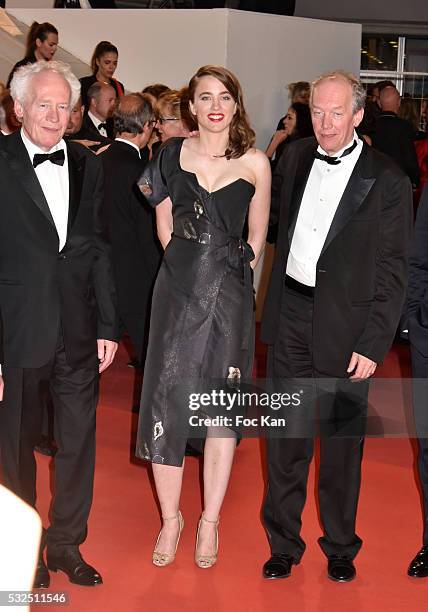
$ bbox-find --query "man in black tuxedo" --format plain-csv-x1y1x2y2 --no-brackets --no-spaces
407,184,428,577
0,60,118,588
372,85,420,187
99,94,161,367
74,82,115,143
261,71,412,582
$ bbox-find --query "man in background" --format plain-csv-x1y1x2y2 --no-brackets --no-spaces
372,85,420,187
99,93,161,368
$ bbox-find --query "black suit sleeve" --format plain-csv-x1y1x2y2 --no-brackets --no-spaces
354,171,413,362
137,142,171,207
408,185,428,316
402,123,420,187
90,156,119,341
408,185,428,355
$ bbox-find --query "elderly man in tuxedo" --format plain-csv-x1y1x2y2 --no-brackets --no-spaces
261,71,412,582
0,61,118,588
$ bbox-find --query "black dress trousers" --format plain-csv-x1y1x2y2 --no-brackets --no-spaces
410,343,428,546
0,327,99,553
263,285,368,562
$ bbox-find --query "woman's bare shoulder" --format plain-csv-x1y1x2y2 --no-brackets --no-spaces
242,147,271,173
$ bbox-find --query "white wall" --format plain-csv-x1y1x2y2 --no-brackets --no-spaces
6,9,228,88
226,10,361,146
5,8,361,147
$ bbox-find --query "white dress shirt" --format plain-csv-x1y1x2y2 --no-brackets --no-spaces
21,129,69,251
115,137,141,158
88,110,107,137
286,132,363,287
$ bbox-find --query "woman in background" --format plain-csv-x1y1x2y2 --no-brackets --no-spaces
265,101,314,168
6,22,58,88
80,41,124,108
155,88,194,143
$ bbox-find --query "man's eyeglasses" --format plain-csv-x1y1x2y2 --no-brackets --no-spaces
159,117,180,124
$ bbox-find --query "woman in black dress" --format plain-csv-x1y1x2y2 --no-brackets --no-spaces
6,22,58,88
79,41,124,108
137,65,270,568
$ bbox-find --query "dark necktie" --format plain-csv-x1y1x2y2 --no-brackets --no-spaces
98,122,107,132
33,149,65,168
314,140,358,165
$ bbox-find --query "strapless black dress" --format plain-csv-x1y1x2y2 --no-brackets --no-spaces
135,137,256,466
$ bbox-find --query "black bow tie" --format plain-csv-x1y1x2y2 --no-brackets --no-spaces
33,149,65,168
98,122,107,131
314,140,358,165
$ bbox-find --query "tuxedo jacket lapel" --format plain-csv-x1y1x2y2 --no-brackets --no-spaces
320,144,376,257
66,142,86,235
287,141,317,245
1,131,56,230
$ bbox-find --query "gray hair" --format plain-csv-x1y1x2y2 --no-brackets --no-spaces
87,81,115,104
310,70,366,114
114,93,154,135
10,60,81,108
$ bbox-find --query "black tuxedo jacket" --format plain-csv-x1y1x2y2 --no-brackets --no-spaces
99,140,161,315
73,113,114,145
408,184,428,356
261,137,413,376
0,131,118,369
372,112,420,187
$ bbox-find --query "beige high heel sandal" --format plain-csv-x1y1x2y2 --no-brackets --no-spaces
152,511,184,567
195,513,219,569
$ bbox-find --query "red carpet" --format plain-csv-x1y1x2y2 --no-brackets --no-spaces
31,338,427,611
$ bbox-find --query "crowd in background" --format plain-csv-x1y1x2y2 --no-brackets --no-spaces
1,20,427,374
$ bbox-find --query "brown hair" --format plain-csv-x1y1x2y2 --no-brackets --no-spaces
188,65,255,159
142,83,171,100
26,22,58,57
288,81,310,104
90,41,118,75
398,97,420,131
179,86,198,132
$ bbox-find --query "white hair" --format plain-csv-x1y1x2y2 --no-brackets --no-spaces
10,60,81,108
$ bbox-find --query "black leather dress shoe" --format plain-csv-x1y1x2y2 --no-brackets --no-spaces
327,556,356,582
408,546,428,578
34,554,50,589
263,554,295,579
47,549,102,586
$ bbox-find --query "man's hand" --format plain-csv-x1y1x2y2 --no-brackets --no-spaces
0,375,4,402
71,138,101,149
97,339,118,373
347,352,377,380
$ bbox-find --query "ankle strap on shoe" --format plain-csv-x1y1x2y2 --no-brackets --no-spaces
201,514,220,524
162,513,180,521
